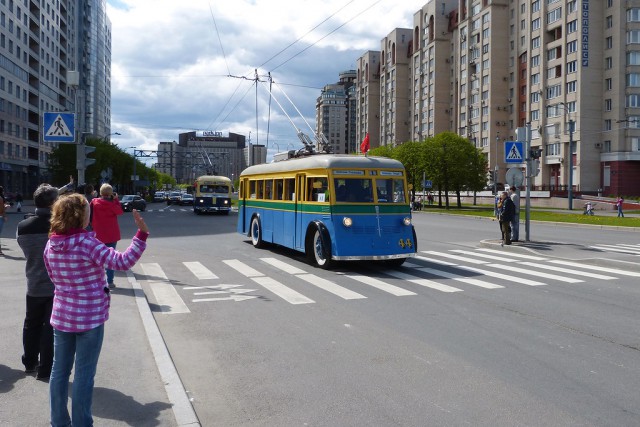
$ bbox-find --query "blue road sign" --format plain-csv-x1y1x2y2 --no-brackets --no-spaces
43,112,75,142
422,180,433,189
504,141,524,164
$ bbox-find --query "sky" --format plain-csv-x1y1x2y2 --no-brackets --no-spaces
106,0,424,162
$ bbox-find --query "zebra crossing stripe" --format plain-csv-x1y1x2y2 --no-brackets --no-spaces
296,274,367,300
486,263,583,283
422,251,488,264
223,259,314,304
451,249,546,262
223,259,264,277
519,262,617,280
260,257,307,274
548,260,640,277
455,265,547,286
476,248,547,260
384,270,463,293
413,255,456,266
252,276,315,304
589,245,640,255
416,267,504,289
140,263,190,314
183,262,219,279
343,273,417,296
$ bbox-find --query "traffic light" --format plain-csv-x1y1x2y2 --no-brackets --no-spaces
529,147,543,159
76,144,96,169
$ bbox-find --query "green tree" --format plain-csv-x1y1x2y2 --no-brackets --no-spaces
392,141,425,201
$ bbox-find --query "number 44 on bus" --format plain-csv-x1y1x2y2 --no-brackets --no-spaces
236,154,417,269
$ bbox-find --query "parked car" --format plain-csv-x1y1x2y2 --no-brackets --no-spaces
180,193,194,205
166,191,182,205
120,194,146,212
153,191,166,202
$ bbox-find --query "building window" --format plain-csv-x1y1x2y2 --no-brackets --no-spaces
566,81,576,93
567,1,577,13
627,94,640,107
604,120,612,131
567,40,577,53
605,57,613,69
531,73,540,84
547,8,562,25
531,110,539,121
606,37,613,49
531,92,540,103
605,99,612,111
606,16,613,28
629,9,640,22
531,55,540,67
606,78,612,90
532,36,540,49
627,30,640,43
567,60,577,73
532,1,540,12
567,20,577,33
628,51,640,65
547,84,562,99
627,73,640,86
532,18,540,30
603,140,611,152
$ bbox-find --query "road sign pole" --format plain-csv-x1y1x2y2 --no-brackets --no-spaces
525,123,532,242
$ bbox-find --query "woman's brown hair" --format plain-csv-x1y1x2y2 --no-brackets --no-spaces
50,193,88,235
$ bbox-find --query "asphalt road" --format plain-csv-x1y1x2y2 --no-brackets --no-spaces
2,202,638,426
123,203,640,426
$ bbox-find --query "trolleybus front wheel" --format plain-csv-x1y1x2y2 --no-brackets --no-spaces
250,216,264,248
307,227,332,269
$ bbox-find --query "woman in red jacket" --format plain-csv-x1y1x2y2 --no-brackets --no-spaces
90,184,123,288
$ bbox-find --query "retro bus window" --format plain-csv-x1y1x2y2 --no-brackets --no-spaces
256,180,264,199
249,180,256,198
200,184,229,194
375,178,406,203
265,179,273,200
334,178,373,202
274,179,284,200
283,178,294,200
307,177,329,202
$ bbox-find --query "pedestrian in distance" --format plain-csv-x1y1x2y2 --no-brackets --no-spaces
15,192,23,212
616,196,624,218
44,193,149,427
16,184,60,381
509,186,520,242
90,184,124,288
498,191,515,246
0,186,7,256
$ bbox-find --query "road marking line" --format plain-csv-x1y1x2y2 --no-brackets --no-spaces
548,260,640,277
223,259,264,277
486,263,583,283
183,261,219,279
451,249,547,262
414,255,457,266
343,273,417,296
260,257,307,274
183,284,242,290
193,295,257,302
252,276,315,304
476,248,547,260
296,274,367,300
519,262,617,280
416,267,504,289
384,270,463,293
589,245,640,255
455,265,547,286
422,251,488,264
139,263,190,314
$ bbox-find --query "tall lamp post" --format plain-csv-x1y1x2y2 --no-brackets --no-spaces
567,119,575,210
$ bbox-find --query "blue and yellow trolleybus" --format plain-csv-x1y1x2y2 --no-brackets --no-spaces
237,154,417,268
193,175,232,214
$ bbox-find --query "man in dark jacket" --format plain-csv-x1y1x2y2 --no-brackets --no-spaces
498,191,515,246
16,184,59,381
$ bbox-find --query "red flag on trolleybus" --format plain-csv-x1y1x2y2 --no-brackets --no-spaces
360,133,370,154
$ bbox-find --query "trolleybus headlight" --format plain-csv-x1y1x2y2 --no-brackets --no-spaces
342,217,353,227
403,217,412,226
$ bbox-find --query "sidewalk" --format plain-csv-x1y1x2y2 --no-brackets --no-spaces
0,236,190,426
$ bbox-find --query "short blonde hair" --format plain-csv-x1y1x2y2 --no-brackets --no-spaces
100,183,113,197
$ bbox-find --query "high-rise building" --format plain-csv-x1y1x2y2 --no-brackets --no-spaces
0,0,111,195
355,0,640,197
356,51,381,151
315,70,357,154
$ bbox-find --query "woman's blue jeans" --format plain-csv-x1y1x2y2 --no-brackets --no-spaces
105,242,117,284
50,324,104,427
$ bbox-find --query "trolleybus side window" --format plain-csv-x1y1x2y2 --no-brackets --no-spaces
334,178,373,202
307,177,329,202
249,180,256,198
375,178,406,203
256,180,264,199
265,179,273,200
284,178,294,201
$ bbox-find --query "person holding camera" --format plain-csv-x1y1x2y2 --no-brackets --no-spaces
90,184,123,288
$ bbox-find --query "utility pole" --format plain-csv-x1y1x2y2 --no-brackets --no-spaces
567,119,575,210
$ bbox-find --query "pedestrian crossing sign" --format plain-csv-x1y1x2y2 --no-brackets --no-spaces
43,112,75,142
504,141,524,164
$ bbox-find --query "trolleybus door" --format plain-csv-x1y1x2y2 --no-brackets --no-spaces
294,173,305,250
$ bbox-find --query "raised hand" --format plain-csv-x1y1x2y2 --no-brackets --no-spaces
132,209,149,233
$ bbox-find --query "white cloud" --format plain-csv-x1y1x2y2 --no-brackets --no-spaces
107,0,421,159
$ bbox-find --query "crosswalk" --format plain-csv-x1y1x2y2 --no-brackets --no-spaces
136,248,640,312
588,243,640,256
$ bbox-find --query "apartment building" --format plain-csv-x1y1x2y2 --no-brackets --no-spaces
354,0,640,197
355,51,381,151
0,0,111,196
315,70,357,154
